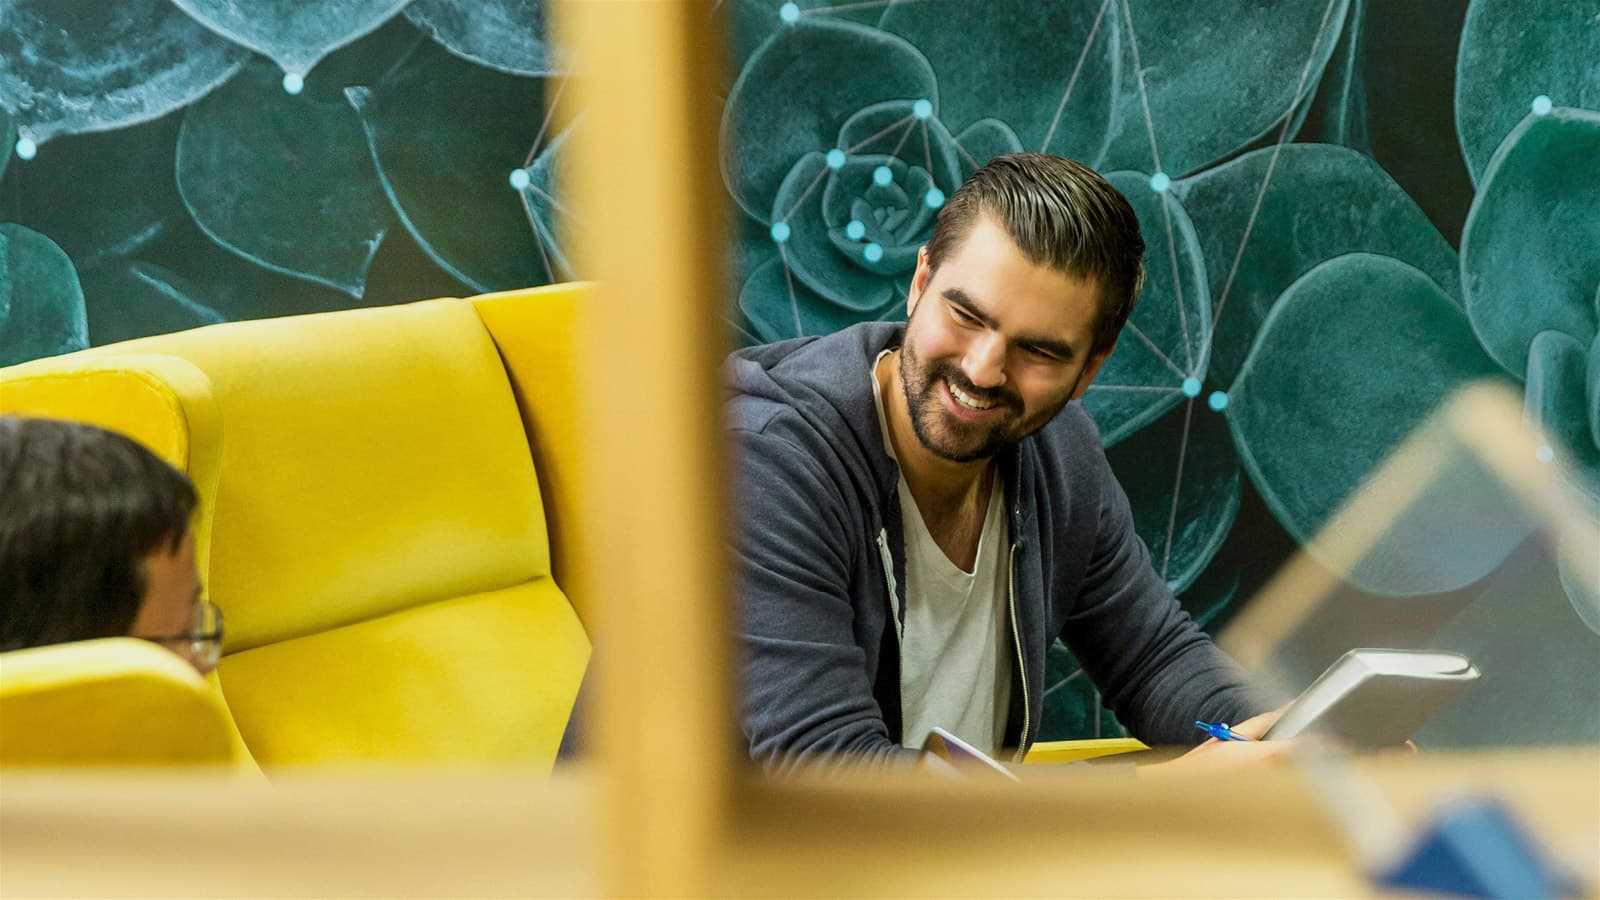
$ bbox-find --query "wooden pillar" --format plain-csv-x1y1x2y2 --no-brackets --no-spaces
552,2,733,896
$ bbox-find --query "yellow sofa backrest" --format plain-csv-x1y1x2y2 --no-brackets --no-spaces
0,286,591,771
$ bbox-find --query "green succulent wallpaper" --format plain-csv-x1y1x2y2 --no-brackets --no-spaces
0,0,567,363
2,1,1595,744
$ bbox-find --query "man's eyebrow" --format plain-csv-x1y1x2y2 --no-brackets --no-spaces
941,288,995,327
941,287,1078,361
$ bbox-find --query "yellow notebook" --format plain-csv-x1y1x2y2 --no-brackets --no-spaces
1021,737,1149,765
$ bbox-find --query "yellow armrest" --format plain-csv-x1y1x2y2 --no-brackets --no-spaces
0,638,240,767
1022,737,1149,765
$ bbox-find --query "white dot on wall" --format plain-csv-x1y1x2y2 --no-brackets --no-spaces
15,136,37,160
1531,95,1554,116
282,72,305,95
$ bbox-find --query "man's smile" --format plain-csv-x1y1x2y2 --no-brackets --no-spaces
941,378,1005,420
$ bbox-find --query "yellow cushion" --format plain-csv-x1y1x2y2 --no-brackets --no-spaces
0,639,238,766
218,578,586,769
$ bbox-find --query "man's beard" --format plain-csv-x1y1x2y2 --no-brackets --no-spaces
898,339,1071,464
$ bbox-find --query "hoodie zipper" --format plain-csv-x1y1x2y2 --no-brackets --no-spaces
876,528,902,645
1008,540,1029,762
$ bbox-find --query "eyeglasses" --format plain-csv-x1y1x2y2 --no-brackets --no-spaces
140,599,224,672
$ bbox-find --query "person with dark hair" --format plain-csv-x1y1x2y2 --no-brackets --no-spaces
728,153,1283,773
0,416,221,673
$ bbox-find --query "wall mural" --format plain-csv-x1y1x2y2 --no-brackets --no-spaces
1,0,1595,742
0,0,569,364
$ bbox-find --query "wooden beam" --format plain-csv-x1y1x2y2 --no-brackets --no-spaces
551,2,733,896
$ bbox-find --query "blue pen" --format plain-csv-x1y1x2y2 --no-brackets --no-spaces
1195,720,1253,742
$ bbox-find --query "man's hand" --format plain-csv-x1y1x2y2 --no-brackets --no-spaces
1219,707,1283,740
1139,707,1296,774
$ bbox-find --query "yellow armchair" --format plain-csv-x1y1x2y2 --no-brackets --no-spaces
0,284,593,772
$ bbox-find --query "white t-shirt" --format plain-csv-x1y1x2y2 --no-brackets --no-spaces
871,352,1014,753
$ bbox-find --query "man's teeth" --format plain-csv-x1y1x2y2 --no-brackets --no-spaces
949,381,996,410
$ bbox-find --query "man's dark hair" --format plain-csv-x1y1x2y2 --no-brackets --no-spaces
923,153,1146,355
0,416,197,653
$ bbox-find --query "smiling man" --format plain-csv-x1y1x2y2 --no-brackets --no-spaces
727,153,1277,773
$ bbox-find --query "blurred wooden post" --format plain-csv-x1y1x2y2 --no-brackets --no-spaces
551,1,733,896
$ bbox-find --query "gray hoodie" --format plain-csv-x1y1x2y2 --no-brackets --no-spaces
727,322,1263,774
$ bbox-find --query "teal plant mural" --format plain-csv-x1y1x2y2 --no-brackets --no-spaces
718,0,1599,741
1,0,1595,743
0,0,568,366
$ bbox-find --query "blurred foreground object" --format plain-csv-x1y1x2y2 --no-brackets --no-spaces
0,750,1593,898
1217,380,1598,897
1378,797,1579,899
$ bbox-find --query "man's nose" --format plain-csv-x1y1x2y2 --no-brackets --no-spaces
962,332,1008,389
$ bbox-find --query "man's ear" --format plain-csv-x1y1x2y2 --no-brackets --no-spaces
908,246,932,317
1070,343,1115,401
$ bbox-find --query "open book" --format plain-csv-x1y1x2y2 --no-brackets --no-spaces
1263,649,1479,746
